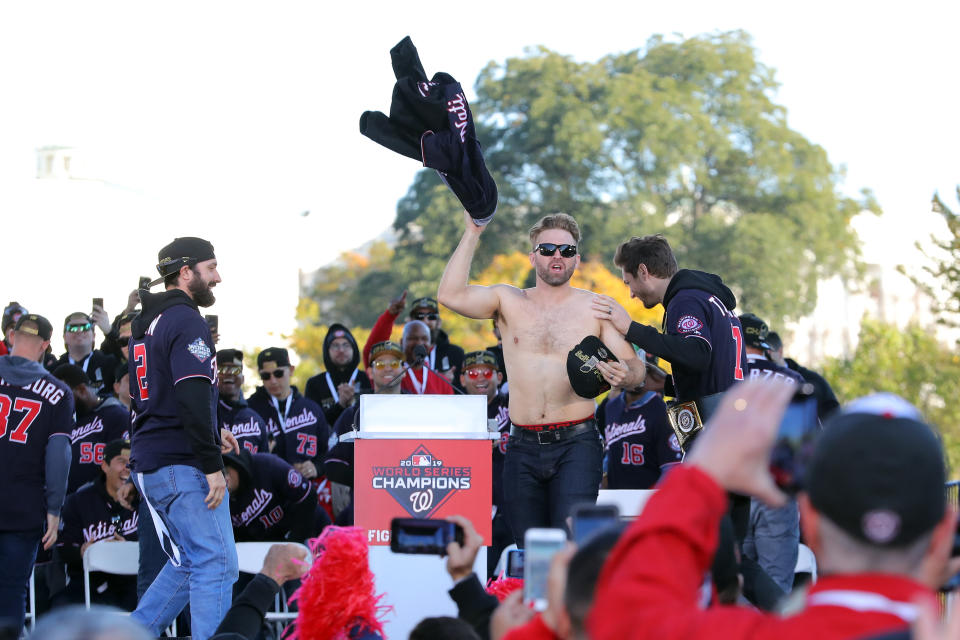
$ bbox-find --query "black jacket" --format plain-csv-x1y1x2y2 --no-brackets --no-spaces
785,358,840,421
304,324,372,426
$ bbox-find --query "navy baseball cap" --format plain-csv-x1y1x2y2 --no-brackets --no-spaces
52,363,92,389
567,335,617,399
15,314,53,341
2,301,28,333
216,349,244,367
806,393,946,547
462,350,498,370
152,237,216,286
738,313,770,350
257,347,291,369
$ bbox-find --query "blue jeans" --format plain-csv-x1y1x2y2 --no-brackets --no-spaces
0,528,42,635
502,427,603,547
131,465,239,640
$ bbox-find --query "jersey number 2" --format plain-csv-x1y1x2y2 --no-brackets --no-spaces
133,344,149,400
0,394,42,444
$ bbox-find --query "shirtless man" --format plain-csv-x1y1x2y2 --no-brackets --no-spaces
439,212,644,545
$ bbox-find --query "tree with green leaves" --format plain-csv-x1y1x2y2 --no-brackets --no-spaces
901,187,960,327
305,30,875,335
821,319,960,475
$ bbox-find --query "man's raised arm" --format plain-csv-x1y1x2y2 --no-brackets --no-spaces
438,211,502,320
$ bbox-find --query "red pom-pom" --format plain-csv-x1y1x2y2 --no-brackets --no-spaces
286,526,390,640
485,576,523,602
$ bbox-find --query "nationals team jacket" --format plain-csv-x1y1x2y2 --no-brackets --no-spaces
587,465,932,639
246,386,329,472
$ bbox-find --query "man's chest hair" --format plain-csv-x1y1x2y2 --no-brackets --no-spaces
502,294,595,355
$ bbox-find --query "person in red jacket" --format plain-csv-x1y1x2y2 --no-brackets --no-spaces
586,382,956,640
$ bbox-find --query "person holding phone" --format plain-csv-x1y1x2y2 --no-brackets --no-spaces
738,313,807,597
54,310,118,396
589,382,956,640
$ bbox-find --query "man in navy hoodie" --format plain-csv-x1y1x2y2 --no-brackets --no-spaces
0,314,73,635
127,237,239,640
304,324,372,427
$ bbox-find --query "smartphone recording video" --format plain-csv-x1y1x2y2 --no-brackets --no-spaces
505,548,524,579
389,518,464,556
523,528,566,611
769,385,820,493
571,503,620,545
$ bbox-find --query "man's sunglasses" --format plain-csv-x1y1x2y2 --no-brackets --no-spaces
259,369,287,381
66,323,93,333
535,243,577,258
412,312,439,321
218,365,243,376
372,359,401,370
465,368,495,380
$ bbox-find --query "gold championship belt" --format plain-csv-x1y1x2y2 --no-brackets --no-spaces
667,400,705,451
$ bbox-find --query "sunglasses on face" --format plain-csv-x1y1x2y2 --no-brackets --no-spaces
535,243,577,258
259,369,286,381
66,323,93,333
465,368,495,380
412,312,439,321
219,365,243,376
372,359,402,370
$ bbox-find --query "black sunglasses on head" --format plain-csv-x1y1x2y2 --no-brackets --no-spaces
535,243,577,258
259,369,286,381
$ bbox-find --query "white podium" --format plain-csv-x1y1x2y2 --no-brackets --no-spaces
351,394,495,640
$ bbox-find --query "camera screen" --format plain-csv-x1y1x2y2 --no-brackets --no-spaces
506,549,524,578
395,522,450,553
523,535,566,610
769,395,819,492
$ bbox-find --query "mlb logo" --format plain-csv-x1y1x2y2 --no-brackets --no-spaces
412,455,432,467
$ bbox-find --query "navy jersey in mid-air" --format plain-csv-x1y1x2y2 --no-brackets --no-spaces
218,399,271,454
228,452,316,541
664,275,747,402
67,398,129,493
602,391,682,490
745,354,805,386
128,299,218,473
0,371,75,531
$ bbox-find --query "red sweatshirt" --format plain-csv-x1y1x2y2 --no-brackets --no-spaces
588,465,932,639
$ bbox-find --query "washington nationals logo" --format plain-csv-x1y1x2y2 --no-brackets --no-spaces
677,316,703,334
676,407,697,433
371,445,472,518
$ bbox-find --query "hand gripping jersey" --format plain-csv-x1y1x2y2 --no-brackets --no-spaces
67,397,129,493
0,367,74,530
602,391,682,489
128,299,219,473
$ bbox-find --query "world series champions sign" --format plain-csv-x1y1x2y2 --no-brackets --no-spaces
356,439,492,546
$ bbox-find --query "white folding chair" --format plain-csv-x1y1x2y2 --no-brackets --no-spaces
83,540,140,608
82,540,176,636
23,567,37,630
235,542,311,624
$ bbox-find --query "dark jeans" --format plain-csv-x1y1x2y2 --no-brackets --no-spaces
502,428,603,547
0,528,42,635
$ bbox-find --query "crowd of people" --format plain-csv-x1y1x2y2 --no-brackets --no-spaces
0,212,954,640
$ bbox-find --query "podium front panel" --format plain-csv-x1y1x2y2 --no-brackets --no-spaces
356,439,492,546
